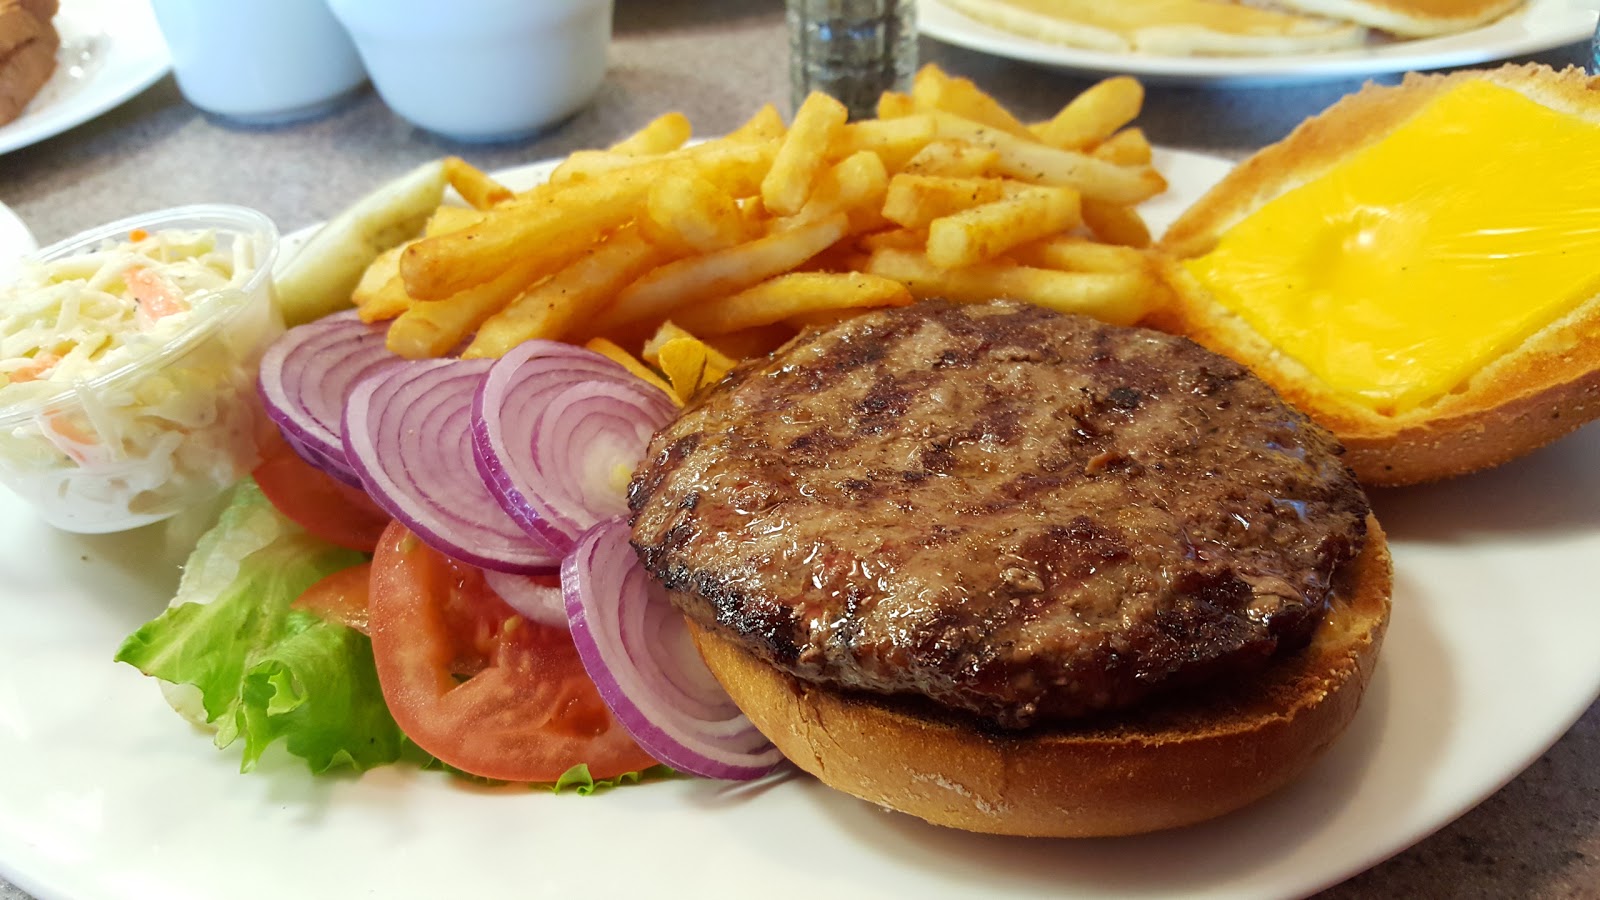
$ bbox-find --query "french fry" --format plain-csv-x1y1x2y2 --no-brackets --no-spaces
911,64,1034,140
646,168,749,253
790,150,889,228
703,323,796,358
352,244,410,323
423,205,485,236
1080,197,1153,248
1091,127,1153,166
902,139,1000,178
644,321,739,371
876,91,916,119
462,224,670,358
549,136,778,187
1036,76,1144,151
404,145,775,301
728,103,786,142
785,308,864,330
587,212,851,334
927,185,1082,269
671,271,912,335
609,111,693,156
1009,236,1152,274
828,114,937,171
387,255,547,358
882,174,1015,229
932,111,1165,204
762,92,849,216
857,228,927,253
584,338,679,403
444,157,513,209
867,248,1157,326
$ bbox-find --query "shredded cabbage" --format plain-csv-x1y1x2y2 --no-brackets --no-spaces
0,227,280,532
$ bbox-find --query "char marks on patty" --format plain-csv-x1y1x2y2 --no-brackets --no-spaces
628,299,1370,729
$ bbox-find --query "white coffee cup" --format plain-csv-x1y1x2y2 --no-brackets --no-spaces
327,0,613,142
151,0,368,124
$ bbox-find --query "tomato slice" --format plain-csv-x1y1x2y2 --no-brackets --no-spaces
292,562,374,634
253,435,390,553
367,522,656,782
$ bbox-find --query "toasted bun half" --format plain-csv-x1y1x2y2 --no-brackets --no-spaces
1156,65,1600,487
0,0,58,127
690,516,1391,838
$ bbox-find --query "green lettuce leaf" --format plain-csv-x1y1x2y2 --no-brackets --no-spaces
115,481,403,774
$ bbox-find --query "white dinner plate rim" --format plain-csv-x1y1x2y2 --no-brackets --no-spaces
919,0,1598,85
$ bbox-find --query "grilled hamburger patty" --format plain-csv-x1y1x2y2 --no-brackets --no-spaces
628,300,1370,729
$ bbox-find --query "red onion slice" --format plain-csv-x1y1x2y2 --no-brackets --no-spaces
343,359,559,574
562,517,784,780
474,341,676,548
258,310,400,483
482,570,566,629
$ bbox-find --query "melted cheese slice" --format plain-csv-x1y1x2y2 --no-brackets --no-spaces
1186,80,1600,414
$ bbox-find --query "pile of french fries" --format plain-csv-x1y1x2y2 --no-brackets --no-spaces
352,65,1168,400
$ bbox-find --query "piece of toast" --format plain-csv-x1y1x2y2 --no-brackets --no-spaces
0,0,58,126
1155,64,1600,487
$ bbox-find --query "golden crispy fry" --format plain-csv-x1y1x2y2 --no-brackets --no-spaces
609,112,693,156
401,169,659,300
1080,197,1153,248
462,224,669,358
547,149,634,183
588,212,851,334
882,174,1015,229
549,137,777,187
1037,76,1144,151
404,147,774,301
643,321,738,370
444,157,513,210
423,205,485,236
387,255,546,358
584,338,679,404
762,92,849,216
932,111,1165,204
646,168,750,253
902,139,1000,178
655,339,724,403
352,244,410,323
671,271,912,335
1009,236,1152,273
1091,127,1153,166
927,185,1081,269
728,103,786,142
911,63,1034,140
790,150,889,228
857,228,928,253
785,308,864,330
828,114,937,171
866,248,1156,326
876,91,916,119
702,323,795,358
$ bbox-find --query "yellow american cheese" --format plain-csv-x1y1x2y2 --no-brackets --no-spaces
1184,80,1600,415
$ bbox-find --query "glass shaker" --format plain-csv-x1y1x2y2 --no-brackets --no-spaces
787,0,917,120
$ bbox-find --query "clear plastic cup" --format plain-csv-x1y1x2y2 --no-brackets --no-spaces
0,205,284,533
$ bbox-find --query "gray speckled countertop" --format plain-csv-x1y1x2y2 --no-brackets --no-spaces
0,2,1596,898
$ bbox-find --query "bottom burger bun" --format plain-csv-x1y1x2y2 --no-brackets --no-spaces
689,515,1392,838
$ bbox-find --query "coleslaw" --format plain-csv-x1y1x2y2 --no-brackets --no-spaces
0,206,282,533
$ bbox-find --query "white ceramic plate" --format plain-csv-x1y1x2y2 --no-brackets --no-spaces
920,0,1598,84
0,0,170,156
1,150,1598,900
0,201,36,270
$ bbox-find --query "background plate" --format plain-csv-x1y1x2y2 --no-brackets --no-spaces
0,0,170,156
920,0,1598,85
0,150,1597,900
